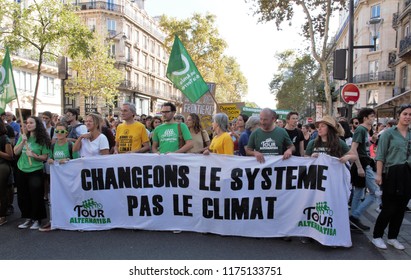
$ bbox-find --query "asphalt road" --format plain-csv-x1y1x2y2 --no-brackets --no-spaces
0,206,383,260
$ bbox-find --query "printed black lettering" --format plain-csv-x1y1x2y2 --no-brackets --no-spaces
285,166,298,190
230,168,243,190
245,168,260,190
105,167,118,190
274,166,286,189
118,167,131,188
81,169,91,191
127,196,138,216
261,168,272,190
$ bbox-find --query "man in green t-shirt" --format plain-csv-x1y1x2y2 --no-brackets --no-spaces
152,102,192,154
246,108,294,163
349,108,379,231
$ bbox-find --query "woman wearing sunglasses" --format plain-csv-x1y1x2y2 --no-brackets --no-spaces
73,113,109,157
372,104,411,250
39,122,79,232
47,122,79,165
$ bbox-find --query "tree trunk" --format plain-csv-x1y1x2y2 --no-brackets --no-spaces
32,50,44,116
321,62,332,115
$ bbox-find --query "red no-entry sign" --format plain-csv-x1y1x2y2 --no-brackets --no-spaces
341,83,360,105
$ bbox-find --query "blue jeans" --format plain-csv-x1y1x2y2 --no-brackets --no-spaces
351,165,379,219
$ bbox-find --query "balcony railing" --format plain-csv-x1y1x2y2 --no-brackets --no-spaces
353,71,395,83
119,80,182,102
74,2,165,41
77,2,122,13
399,34,411,57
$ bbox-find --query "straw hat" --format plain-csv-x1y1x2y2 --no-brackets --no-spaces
315,115,345,137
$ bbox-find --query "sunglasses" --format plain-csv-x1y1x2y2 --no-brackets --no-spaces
55,129,68,134
353,122,359,125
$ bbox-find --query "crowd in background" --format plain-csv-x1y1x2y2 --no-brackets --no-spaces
1,103,411,250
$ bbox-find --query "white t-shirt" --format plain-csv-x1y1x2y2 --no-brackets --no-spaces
80,134,109,157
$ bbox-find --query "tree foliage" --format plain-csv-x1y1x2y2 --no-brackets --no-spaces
247,0,347,114
159,13,248,103
270,50,319,116
65,34,123,107
0,0,94,115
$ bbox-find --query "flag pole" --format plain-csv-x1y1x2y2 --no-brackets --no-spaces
207,90,219,108
6,50,32,165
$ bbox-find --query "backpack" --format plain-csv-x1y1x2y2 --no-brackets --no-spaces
51,142,74,159
67,123,83,139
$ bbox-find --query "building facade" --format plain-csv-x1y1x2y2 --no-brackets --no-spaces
375,0,411,116
72,0,182,117
333,0,398,118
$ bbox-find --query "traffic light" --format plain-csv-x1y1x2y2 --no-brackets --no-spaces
58,56,68,80
333,49,347,80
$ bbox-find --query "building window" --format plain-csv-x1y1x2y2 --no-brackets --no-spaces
366,89,378,107
107,19,116,34
134,50,139,66
142,54,147,69
143,35,148,50
125,24,131,39
371,4,380,19
107,0,114,11
134,73,139,85
404,23,410,38
150,40,155,54
15,70,33,92
87,18,96,32
43,76,55,96
142,76,147,90
109,44,116,58
369,31,380,51
368,60,379,80
151,57,155,72
401,66,408,91
134,30,139,45
125,46,131,62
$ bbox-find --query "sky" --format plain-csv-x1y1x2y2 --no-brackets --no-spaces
144,0,319,109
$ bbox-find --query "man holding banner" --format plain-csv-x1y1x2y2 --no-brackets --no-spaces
152,102,193,154
246,108,294,163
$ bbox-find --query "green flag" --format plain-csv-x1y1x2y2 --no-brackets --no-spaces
166,35,209,103
0,48,18,114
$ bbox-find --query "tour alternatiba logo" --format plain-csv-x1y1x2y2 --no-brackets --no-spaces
298,201,336,236
70,198,111,224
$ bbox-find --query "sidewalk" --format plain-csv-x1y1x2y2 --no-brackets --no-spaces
359,202,411,260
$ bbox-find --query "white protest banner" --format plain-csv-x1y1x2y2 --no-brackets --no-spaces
51,153,352,247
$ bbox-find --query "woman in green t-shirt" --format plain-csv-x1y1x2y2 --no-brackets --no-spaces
13,116,51,230
39,122,78,232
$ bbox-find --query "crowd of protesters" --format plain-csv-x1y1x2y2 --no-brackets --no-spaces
1,103,411,251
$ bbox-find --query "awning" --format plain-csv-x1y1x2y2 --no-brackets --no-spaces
374,90,411,118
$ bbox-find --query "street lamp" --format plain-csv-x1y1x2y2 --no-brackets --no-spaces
346,0,382,120
107,31,127,41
